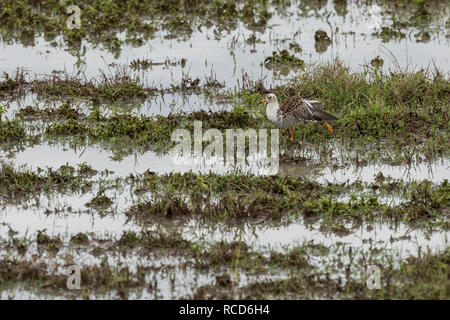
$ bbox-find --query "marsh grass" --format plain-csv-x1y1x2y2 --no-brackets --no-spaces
0,0,445,55
86,190,114,209
0,162,94,200
257,60,450,157
31,72,151,102
0,213,448,299
126,172,449,227
3,59,448,160
0,70,27,98
0,0,274,54
40,104,254,155
0,257,142,297
8,60,446,162
0,118,28,142
1,0,449,301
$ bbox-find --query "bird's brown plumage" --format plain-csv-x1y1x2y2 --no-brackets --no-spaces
277,95,337,124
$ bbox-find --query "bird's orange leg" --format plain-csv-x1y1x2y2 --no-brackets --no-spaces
324,121,334,134
290,127,294,142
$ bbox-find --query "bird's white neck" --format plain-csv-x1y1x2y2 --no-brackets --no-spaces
266,101,279,123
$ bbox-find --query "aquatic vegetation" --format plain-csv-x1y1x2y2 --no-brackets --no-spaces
2,59,443,161
86,191,113,209
31,75,150,101
36,230,62,252
0,0,275,53
0,257,142,297
314,30,332,53
415,31,431,43
268,60,450,157
0,162,94,200
0,119,27,143
264,50,304,69
129,58,179,71
70,233,90,245
314,30,331,43
238,248,450,299
0,59,445,162
0,71,26,97
18,103,82,121
126,171,449,227
370,56,384,69
372,27,406,42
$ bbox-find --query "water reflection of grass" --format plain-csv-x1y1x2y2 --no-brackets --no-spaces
0,228,448,299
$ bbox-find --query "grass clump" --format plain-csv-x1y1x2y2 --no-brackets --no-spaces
18,103,82,120
388,180,450,225
70,233,90,245
43,105,255,153
0,118,27,143
264,49,304,69
31,75,150,101
266,60,450,157
127,192,290,220
0,257,142,298
372,26,406,42
86,190,113,210
0,71,26,97
116,230,192,253
36,230,62,252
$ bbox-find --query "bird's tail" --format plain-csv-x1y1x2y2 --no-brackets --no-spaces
314,108,338,121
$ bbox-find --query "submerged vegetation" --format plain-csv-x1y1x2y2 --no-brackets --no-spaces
236,248,450,299
264,50,305,72
0,162,94,201
1,225,448,299
0,0,447,57
31,76,149,101
126,172,449,228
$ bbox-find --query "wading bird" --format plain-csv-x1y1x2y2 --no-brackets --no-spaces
261,93,337,142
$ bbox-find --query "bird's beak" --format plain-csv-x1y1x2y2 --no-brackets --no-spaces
260,99,267,104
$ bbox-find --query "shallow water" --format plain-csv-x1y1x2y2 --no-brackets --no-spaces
1,0,449,93
1,196,448,298
1,0,449,299
5,142,449,183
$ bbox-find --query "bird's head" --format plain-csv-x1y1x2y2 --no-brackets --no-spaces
260,93,278,104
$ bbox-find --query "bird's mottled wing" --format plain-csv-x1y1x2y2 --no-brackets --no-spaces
279,95,312,121
278,95,337,124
